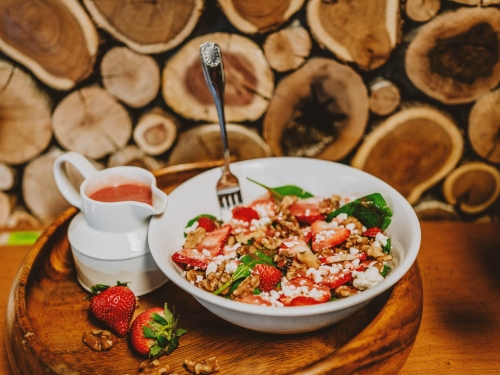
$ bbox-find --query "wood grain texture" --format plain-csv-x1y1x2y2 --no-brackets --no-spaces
4,163,422,375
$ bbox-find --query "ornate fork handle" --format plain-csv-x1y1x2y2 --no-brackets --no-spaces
199,42,230,176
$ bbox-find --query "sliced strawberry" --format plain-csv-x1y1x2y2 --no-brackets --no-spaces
235,294,276,306
279,277,331,306
287,296,323,306
318,271,352,289
253,264,282,292
197,216,217,232
310,221,351,252
172,226,231,270
231,206,260,222
289,197,326,224
362,227,383,237
247,192,277,217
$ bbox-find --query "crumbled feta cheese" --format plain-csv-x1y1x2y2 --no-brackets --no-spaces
352,267,384,290
183,220,199,234
201,249,211,256
349,247,359,255
375,232,388,246
225,260,239,274
336,213,348,221
346,223,356,231
206,262,217,274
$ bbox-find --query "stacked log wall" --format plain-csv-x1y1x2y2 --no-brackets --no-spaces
0,0,499,227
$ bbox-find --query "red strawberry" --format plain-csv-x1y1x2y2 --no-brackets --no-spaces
130,303,187,358
362,227,383,237
172,226,231,270
197,216,217,232
231,206,260,222
247,192,277,217
319,271,353,289
310,221,351,252
279,277,331,306
289,197,326,224
87,281,136,337
253,264,282,292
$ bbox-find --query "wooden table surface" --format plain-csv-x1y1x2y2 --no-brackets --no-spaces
1,221,500,374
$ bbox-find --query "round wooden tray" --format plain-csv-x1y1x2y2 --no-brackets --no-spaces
5,161,423,375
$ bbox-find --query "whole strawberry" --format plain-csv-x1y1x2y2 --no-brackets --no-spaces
130,303,187,358
87,281,136,337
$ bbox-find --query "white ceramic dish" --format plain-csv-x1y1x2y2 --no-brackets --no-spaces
148,157,421,334
69,212,168,296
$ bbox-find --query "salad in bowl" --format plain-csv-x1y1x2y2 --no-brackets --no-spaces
148,157,420,334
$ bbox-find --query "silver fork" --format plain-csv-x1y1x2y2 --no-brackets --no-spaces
199,42,242,217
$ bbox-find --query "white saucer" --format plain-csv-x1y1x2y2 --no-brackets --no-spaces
68,212,168,296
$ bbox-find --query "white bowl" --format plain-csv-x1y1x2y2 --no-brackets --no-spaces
148,157,421,334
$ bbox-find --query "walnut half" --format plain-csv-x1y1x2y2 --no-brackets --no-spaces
138,359,172,375
185,357,220,374
82,330,114,351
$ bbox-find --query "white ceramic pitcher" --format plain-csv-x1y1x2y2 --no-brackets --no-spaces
53,151,169,295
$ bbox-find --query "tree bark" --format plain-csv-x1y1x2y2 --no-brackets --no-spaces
107,145,163,171
368,77,401,116
351,104,464,205
83,0,204,54
263,57,369,161
217,0,305,34
167,123,272,165
263,21,312,73
100,47,160,108
0,0,98,90
405,7,500,104
0,61,52,165
307,0,401,70
442,161,500,215
22,150,71,224
0,163,16,191
162,32,274,123
133,108,178,156
405,0,441,22
52,86,132,160
468,88,500,164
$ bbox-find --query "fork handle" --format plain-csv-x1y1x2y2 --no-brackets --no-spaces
199,42,231,173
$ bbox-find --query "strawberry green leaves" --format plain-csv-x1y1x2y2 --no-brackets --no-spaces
247,178,314,201
142,304,187,358
326,193,393,230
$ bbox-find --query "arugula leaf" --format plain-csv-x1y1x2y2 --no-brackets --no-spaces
326,193,393,230
247,178,314,201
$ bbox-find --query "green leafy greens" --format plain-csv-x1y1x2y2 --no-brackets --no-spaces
326,193,393,230
247,178,314,201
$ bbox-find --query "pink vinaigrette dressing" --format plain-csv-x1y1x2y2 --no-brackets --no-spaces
88,183,153,205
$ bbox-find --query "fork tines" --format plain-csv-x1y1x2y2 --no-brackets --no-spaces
217,187,243,213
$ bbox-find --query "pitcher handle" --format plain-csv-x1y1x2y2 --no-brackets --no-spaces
53,152,98,209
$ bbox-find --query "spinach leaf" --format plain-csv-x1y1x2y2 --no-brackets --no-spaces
247,178,314,201
326,193,393,230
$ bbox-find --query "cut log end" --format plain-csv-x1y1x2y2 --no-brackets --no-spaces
443,162,500,215
133,108,178,156
218,0,305,34
351,104,464,205
0,163,16,191
405,7,500,104
413,200,460,221
307,0,401,70
101,46,160,108
52,86,132,160
468,88,500,164
405,0,441,22
368,78,401,116
162,32,274,123
107,145,163,171
263,57,368,161
167,123,272,166
263,21,312,72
